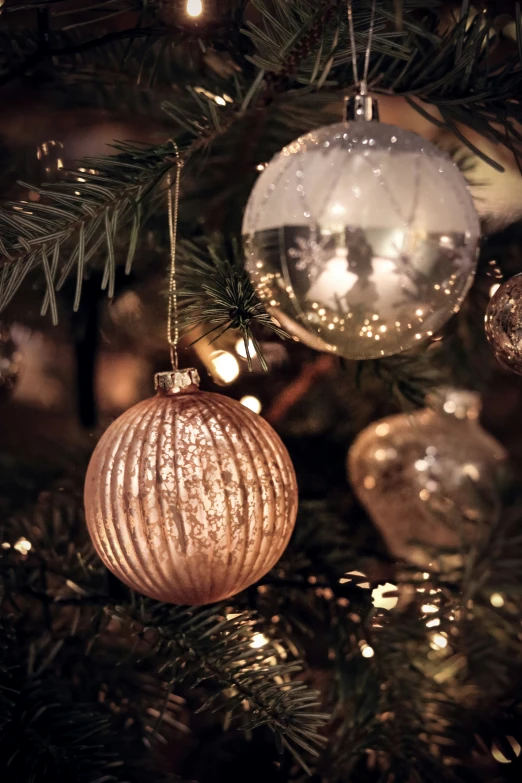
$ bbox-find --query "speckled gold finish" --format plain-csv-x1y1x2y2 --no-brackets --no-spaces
84,371,298,605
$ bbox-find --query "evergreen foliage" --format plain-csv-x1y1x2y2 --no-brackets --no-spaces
1,2,522,781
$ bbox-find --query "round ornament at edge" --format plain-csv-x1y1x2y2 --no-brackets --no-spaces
485,274,522,375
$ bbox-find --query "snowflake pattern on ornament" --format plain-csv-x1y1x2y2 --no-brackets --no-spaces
288,229,331,284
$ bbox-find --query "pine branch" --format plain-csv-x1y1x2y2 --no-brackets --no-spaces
120,602,329,772
178,238,288,371
0,678,125,783
1,489,329,772
243,1,522,167
0,141,179,320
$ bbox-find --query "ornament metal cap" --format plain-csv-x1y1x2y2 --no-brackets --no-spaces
344,91,379,122
154,368,200,395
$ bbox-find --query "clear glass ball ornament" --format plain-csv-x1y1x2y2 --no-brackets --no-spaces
485,274,522,375
348,388,506,566
243,121,480,359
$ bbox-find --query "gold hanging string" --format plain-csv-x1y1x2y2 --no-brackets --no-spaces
347,0,377,93
166,141,183,370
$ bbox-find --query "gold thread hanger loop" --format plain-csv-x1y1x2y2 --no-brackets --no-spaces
166,141,183,370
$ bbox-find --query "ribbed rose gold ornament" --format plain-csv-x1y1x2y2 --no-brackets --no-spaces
85,144,298,604
84,369,298,604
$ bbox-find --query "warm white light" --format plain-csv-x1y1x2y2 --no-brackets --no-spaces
339,570,370,588
491,738,521,764
14,537,32,555
240,395,262,414
421,604,438,614
430,632,448,650
331,202,345,215
361,644,375,658
210,351,240,384
235,338,257,360
489,283,500,298
371,583,398,611
251,632,269,649
462,463,480,481
426,618,441,628
214,96,226,106
490,592,505,608
186,0,203,17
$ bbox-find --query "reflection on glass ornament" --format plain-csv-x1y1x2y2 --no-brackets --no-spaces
0,324,22,400
243,122,480,359
348,388,506,566
36,140,65,181
485,274,522,375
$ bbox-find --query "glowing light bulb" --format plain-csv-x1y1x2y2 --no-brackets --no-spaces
14,537,32,555
210,351,240,384
371,583,398,611
430,632,448,650
361,644,375,658
186,0,203,17
251,632,269,649
490,592,505,608
240,395,262,414
235,338,257,360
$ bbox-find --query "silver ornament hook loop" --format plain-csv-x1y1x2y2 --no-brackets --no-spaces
346,0,378,122
343,92,379,122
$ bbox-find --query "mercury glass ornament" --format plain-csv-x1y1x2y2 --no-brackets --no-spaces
348,388,506,566
0,324,22,400
243,121,480,359
485,274,522,375
84,369,298,605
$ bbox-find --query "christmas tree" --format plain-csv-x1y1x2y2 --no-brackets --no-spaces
1,2,522,781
